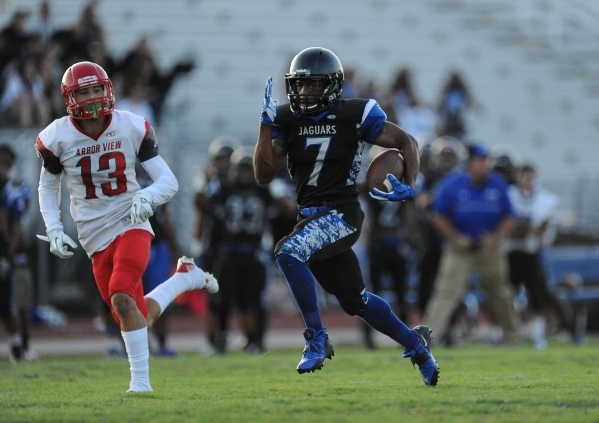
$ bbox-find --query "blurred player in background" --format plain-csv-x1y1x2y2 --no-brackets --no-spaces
0,145,25,362
254,47,439,386
0,145,37,361
191,135,240,355
414,137,465,317
136,162,182,357
35,61,218,392
204,147,274,354
507,163,559,349
191,135,242,267
361,145,417,349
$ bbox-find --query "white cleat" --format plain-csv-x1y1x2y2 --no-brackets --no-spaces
203,272,219,294
176,256,219,294
127,383,153,393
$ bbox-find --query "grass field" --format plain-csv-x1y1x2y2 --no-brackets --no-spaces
1,340,599,423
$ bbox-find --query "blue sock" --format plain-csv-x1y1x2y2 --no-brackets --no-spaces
275,254,323,331
358,292,419,350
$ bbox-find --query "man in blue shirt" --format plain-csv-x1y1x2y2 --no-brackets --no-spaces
423,144,520,346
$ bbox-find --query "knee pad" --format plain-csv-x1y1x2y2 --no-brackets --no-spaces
337,295,366,316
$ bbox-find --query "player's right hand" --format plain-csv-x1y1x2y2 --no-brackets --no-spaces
130,191,154,226
260,77,279,126
369,174,415,202
47,229,77,259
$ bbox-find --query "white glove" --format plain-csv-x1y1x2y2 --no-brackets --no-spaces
47,229,78,259
130,191,154,226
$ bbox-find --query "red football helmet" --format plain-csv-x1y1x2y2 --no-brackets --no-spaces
61,61,115,120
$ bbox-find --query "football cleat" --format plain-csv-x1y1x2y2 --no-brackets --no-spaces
297,328,334,374
155,346,178,358
127,382,153,393
402,325,440,386
9,343,23,363
176,256,219,294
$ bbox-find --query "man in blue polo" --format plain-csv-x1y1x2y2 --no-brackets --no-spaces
423,143,520,346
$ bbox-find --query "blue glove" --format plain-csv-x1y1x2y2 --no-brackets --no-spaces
369,174,415,202
260,77,279,126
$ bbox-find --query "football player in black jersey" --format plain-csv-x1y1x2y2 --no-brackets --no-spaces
207,147,274,354
254,47,439,386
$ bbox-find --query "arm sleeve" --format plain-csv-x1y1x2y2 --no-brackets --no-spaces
38,167,64,233
138,155,178,206
137,122,160,162
35,137,63,174
361,100,386,143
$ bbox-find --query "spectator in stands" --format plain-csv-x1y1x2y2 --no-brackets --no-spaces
86,41,119,84
117,81,156,127
58,2,106,68
341,68,361,99
29,1,54,43
423,143,520,346
396,98,437,147
0,54,51,128
37,49,68,121
0,10,32,73
390,68,418,121
120,36,195,125
506,163,559,349
387,68,436,146
436,71,478,140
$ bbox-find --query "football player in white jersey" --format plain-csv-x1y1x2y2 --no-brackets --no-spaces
35,61,218,392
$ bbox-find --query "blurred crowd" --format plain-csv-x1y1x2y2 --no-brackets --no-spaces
0,3,588,361
0,1,194,129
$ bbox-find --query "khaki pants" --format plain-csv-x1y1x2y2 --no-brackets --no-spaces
423,243,519,344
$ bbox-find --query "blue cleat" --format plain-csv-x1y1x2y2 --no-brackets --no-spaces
297,328,334,374
402,325,440,386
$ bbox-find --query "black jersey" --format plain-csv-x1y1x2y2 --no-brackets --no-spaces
367,197,403,239
273,98,386,207
210,181,273,246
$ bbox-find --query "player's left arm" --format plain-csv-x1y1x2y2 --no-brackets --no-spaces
373,122,419,188
255,78,285,184
138,156,178,205
136,123,178,205
368,121,419,202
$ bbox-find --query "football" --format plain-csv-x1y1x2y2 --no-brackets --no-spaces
366,148,405,193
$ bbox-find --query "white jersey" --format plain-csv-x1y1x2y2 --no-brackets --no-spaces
507,183,559,253
36,110,178,256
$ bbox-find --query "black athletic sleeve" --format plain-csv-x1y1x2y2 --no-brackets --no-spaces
35,137,63,175
138,121,160,162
